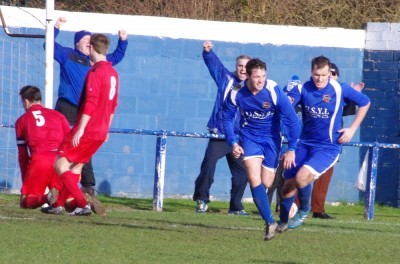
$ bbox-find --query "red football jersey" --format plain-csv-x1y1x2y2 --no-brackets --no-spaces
72,61,119,141
15,104,71,180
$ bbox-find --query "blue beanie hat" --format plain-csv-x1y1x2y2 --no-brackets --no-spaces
291,75,300,81
74,30,91,45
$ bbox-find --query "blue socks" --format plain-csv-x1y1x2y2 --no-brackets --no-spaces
279,196,295,223
251,184,274,224
297,184,312,212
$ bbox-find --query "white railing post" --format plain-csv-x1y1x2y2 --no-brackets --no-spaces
364,144,380,220
44,0,55,108
153,132,167,212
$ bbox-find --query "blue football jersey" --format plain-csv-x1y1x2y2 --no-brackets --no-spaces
223,79,300,150
287,77,370,149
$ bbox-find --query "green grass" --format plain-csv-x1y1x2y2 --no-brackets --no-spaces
1,194,399,264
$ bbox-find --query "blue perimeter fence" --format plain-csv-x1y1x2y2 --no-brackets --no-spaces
2,123,397,221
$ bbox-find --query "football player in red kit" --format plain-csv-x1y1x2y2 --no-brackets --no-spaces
15,85,70,209
54,33,119,216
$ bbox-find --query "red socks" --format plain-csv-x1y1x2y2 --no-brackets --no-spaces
53,185,69,207
60,171,87,208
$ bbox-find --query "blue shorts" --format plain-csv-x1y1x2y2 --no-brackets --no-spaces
240,136,281,171
284,143,340,180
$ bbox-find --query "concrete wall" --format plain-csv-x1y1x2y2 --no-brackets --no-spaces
1,6,388,205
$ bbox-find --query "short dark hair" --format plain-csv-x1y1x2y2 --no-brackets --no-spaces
245,58,266,75
311,55,331,71
19,85,41,102
90,33,110,55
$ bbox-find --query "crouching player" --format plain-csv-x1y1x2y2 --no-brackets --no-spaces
16,85,69,209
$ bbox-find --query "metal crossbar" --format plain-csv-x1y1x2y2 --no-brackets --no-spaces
2,123,396,220
0,7,45,38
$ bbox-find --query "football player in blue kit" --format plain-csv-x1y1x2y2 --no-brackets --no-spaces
277,55,371,232
222,58,301,240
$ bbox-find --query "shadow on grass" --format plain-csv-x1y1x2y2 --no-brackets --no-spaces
250,261,300,264
100,196,154,210
308,219,399,234
100,196,236,213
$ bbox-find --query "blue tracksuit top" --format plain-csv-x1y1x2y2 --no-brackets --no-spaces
52,27,128,106
287,77,370,149
222,80,301,150
203,49,241,134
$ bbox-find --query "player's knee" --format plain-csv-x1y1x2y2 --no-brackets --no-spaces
295,173,312,188
54,158,67,175
262,178,272,188
71,163,84,175
248,176,261,188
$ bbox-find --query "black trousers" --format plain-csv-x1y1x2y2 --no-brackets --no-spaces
193,138,248,211
55,98,96,188
268,159,284,211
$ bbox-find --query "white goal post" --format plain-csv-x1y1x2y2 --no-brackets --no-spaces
0,0,54,108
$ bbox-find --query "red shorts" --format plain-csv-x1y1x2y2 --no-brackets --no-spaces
21,152,62,195
59,134,104,163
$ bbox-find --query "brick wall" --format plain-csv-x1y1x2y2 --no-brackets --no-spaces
363,23,400,207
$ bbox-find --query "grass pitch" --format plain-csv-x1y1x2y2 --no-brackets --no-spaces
0,194,399,264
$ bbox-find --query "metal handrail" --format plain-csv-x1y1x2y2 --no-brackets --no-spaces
2,123,396,220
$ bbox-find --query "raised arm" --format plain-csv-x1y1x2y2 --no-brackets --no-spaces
202,40,231,88
48,17,69,63
54,17,67,29
106,30,128,66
